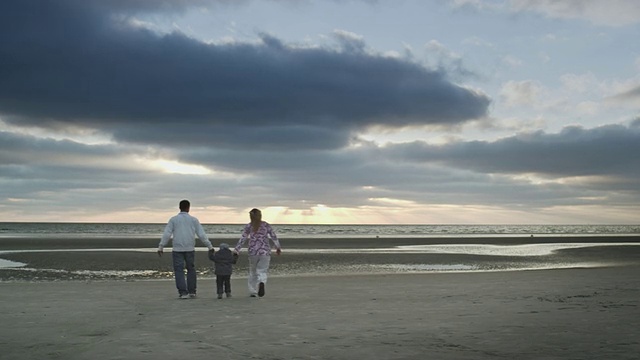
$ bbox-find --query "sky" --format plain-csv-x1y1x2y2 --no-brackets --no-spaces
1,0,639,225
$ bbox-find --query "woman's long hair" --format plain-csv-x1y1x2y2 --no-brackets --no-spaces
249,208,262,232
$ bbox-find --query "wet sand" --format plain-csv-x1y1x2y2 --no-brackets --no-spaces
1,267,639,360
1,236,640,281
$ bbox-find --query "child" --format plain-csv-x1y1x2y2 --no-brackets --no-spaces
208,243,239,299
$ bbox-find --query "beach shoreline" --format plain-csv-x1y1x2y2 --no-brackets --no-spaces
1,235,640,282
2,234,640,250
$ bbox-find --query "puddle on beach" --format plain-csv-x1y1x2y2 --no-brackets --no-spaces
287,242,640,256
0,258,26,268
368,262,609,273
1,266,160,278
372,264,478,272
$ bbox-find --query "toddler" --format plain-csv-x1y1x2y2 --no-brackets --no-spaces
208,243,239,299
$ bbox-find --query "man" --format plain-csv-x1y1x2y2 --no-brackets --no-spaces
158,200,213,299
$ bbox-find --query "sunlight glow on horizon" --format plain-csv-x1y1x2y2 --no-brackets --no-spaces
151,159,212,175
2,203,640,224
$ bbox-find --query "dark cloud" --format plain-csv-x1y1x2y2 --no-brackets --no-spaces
0,0,489,151
112,123,352,151
0,131,123,166
176,143,638,210
385,124,640,180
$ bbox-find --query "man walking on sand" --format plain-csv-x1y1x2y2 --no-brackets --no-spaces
158,200,213,299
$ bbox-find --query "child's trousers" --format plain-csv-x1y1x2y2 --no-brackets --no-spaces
216,275,231,294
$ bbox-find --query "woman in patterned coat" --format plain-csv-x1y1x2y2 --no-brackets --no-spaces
234,208,282,297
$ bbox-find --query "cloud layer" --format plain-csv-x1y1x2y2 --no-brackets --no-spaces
1,0,489,152
1,0,639,224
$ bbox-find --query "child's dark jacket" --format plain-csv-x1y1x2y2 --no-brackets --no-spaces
209,248,238,276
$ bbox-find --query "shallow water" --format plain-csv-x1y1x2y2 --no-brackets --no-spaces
2,242,639,281
0,258,26,268
2,241,639,263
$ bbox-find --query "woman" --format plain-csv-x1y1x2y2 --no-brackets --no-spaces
234,208,282,297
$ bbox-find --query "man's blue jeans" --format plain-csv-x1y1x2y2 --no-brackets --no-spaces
172,251,196,295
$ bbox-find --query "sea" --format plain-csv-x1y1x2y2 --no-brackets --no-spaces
1,222,640,238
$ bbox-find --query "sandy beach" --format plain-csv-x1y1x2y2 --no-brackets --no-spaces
1,267,639,360
1,236,640,359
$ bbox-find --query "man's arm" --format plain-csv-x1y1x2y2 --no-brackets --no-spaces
194,219,213,250
158,220,174,257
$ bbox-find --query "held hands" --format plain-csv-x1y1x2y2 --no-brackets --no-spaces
276,248,282,256
157,249,163,257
